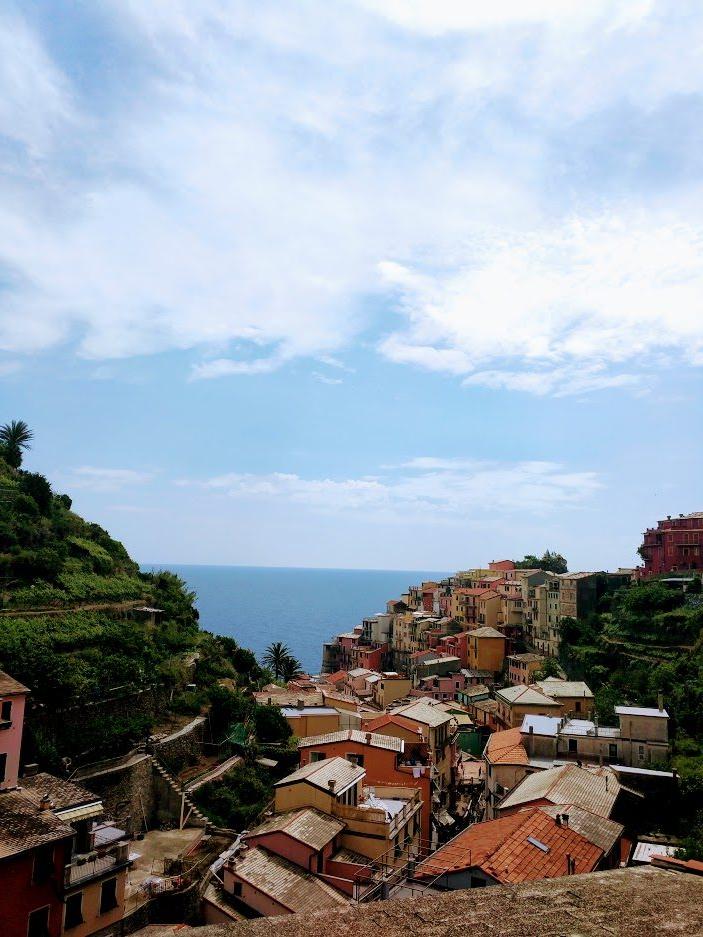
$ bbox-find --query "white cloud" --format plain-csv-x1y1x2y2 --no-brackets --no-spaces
182,458,600,518
1,3,703,395
67,467,155,491
311,372,343,385
379,215,703,394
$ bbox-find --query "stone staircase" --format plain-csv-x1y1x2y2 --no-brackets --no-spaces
151,755,209,829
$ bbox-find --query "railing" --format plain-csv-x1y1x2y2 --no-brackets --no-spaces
65,842,131,887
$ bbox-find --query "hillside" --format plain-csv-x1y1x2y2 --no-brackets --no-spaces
0,431,269,769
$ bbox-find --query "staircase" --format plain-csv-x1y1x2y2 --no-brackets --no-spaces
151,755,209,829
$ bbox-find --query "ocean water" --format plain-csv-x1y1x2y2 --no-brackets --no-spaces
144,565,447,674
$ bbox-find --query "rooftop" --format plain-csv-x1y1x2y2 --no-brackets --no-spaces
21,773,102,816
535,678,594,699
0,788,74,859
497,764,631,818
416,807,604,884
0,671,30,697
228,846,347,914
297,729,404,753
468,626,505,638
281,706,340,717
508,653,544,663
497,685,561,707
390,698,453,727
276,757,365,794
247,808,344,851
177,866,703,937
484,727,528,766
615,705,669,719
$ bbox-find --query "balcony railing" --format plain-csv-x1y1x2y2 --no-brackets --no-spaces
64,842,131,887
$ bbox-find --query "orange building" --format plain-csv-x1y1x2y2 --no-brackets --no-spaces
297,729,432,841
467,627,506,674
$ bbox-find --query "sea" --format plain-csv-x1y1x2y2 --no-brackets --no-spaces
142,564,447,674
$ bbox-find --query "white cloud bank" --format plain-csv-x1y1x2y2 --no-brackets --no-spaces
66,467,155,492
180,458,600,518
1,2,703,394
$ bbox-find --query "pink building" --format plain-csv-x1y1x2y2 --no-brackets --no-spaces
0,671,29,791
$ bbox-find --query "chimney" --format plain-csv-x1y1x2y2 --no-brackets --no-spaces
561,813,569,827
297,698,305,710
527,725,534,756
555,814,562,827
267,697,272,705
594,713,599,737
328,779,336,793
39,794,54,811
23,764,39,777
658,692,664,713
566,853,571,874
365,732,372,745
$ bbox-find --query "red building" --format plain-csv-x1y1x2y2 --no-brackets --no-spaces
638,512,703,576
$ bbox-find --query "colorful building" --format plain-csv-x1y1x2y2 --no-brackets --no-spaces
638,512,703,576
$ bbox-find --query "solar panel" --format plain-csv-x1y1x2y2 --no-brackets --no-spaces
527,836,550,853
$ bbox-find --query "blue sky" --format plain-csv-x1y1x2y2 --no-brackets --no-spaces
1,1,702,570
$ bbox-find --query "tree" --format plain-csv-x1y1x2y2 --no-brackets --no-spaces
262,641,296,679
0,420,33,469
532,656,562,681
515,550,568,573
280,654,303,682
254,704,292,743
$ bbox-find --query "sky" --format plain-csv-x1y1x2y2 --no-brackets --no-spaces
1,0,702,571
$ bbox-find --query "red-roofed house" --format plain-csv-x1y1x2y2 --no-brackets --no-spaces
482,727,531,819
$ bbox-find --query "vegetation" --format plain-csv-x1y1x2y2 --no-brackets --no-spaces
558,577,703,845
515,551,568,573
262,641,302,680
0,420,33,469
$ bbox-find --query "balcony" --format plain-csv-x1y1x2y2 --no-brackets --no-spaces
64,841,131,888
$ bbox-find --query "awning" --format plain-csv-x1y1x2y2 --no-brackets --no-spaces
55,802,103,822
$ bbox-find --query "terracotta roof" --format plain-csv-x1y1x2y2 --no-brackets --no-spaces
276,757,365,794
325,672,348,685
540,805,623,856
497,764,626,818
297,729,404,753
484,728,528,766
21,773,101,813
416,808,602,884
228,846,347,913
247,809,344,851
362,714,426,736
0,671,30,696
0,789,74,859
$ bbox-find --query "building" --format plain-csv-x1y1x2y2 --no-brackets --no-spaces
638,512,703,575
495,763,639,824
482,727,532,819
533,678,594,718
254,694,342,737
495,684,562,729
414,804,623,889
273,757,422,862
371,673,412,709
385,699,456,790
521,704,670,768
0,670,130,937
296,729,432,840
507,653,545,686
466,627,506,675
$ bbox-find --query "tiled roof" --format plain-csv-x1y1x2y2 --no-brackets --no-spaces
255,692,325,708
21,773,101,812
0,789,74,859
297,729,404,753
508,654,544,663
535,678,594,699
468,627,505,638
229,846,347,913
0,671,30,696
247,809,344,851
496,685,561,707
497,764,625,818
416,808,602,884
390,699,453,727
484,728,528,765
276,757,365,794
362,714,426,736
325,672,348,685
540,805,623,855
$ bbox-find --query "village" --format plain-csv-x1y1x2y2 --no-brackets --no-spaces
1,512,702,934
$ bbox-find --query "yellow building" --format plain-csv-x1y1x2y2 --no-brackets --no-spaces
534,678,594,719
372,673,412,709
495,684,562,729
467,626,506,674
282,703,341,737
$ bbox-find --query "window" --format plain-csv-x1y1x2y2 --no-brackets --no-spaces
309,752,325,763
0,752,6,784
64,893,84,930
100,877,118,914
32,845,54,885
231,881,242,898
638,745,646,761
568,739,578,754
0,699,11,722
27,907,50,937
346,753,364,768
575,701,581,713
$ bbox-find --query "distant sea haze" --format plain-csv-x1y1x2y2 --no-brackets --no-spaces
143,564,447,674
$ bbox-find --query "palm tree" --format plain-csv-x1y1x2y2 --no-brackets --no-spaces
262,641,294,679
280,655,303,683
0,420,33,469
